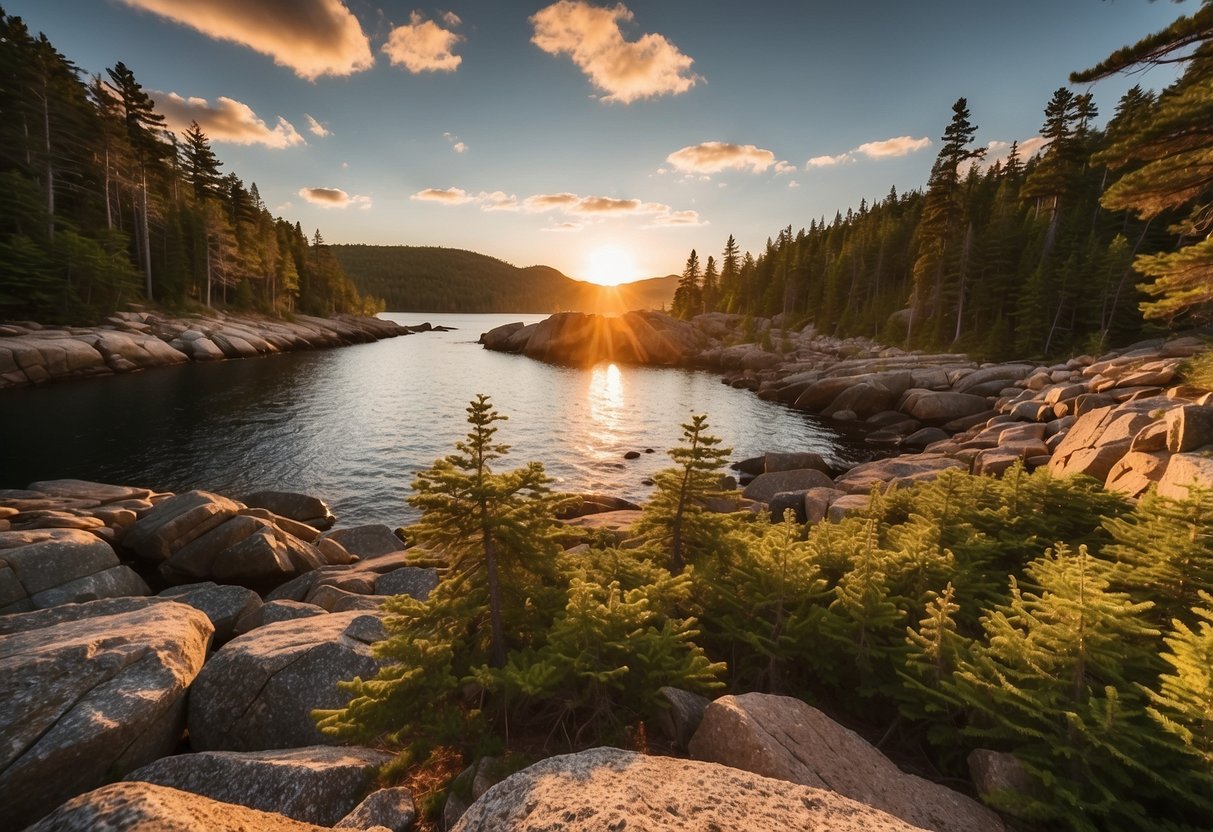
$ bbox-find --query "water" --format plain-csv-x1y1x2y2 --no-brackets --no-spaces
0,313,856,527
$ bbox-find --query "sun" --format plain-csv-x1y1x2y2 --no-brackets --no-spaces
583,245,641,286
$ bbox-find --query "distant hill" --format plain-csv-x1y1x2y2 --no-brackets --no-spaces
330,245,677,314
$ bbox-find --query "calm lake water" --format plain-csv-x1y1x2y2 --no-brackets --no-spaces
0,313,857,527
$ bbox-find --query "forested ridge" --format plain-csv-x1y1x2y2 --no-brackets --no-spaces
332,244,677,313
668,5,1213,360
0,9,379,323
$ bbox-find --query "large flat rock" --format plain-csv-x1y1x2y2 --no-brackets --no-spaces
452,747,927,832
125,746,390,825
689,693,1003,832
24,781,333,832
0,598,213,829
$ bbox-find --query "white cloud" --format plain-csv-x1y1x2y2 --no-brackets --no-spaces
305,114,331,137
383,11,463,73
854,135,932,158
477,190,519,211
530,0,699,104
298,186,371,209
118,0,373,80
647,209,705,227
773,160,797,175
788,180,800,189
414,185,700,227
441,10,461,26
443,132,468,153
665,141,776,175
411,187,473,204
806,134,931,170
806,153,850,168
542,221,586,232
157,92,305,148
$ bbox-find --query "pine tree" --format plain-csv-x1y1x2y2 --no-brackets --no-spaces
1074,3,1213,323
701,255,718,313
909,97,985,346
948,544,1177,827
633,414,735,574
408,394,566,667
1147,591,1213,767
671,249,702,320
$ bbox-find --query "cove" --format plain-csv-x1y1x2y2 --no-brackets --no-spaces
0,313,856,526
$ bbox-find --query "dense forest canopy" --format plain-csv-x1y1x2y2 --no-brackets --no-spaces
0,8,380,323
332,244,677,314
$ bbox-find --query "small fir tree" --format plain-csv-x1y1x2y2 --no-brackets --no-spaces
633,414,736,573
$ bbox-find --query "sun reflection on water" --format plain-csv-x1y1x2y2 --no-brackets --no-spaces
585,362,626,461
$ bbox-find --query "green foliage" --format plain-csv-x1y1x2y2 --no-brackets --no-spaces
1104,486,1213,626
1148,591,1213,767
632,413,738,573
319,399,724,759
946,545,1206,829
1181,346,1213,390
478,573,724,745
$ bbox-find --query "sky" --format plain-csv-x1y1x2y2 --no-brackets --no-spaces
6,0,1191,284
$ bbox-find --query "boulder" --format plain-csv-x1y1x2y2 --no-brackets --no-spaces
124,746,390,825
25,479,153,503
1104,451,1170,498
0,528,149,613
234,599,327,634
804,486,847,523
188,611,381,751
374,566,440,599
157,582,263,644
321,524,406,559
0,598,213,829
242,491,335,530
900,390,991,424
769,491,808,523
25,782,332,832
123,490,244,562
764,451,831,475
834,455,968,494
451,747,926,832
554,494,641,519
654,686,711,751
742,469,834,503
1158,453,1213,501
954,364,1037,393
1165,405,1213,453
689,693,1003,832
335,786,416,830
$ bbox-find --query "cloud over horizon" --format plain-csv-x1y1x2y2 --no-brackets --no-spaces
411,186,704,227
157,93,305,148
118,0,373,80
806,134,932,169
530,0,699,104
665,142,777,175
383,11,463,73
305,114,331,137
298,186,371,209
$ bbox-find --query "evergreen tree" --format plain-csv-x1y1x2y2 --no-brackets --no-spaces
633,414,735,574
408,394,566,667
671,249,702,319
1074,2,1213,323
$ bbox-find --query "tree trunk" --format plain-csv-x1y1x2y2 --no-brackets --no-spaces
140,166,153,300
482,525,507,669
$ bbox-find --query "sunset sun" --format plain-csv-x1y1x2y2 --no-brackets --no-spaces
584,245,640,287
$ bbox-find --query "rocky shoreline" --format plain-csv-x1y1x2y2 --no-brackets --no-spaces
5,312,1212,831
3,475,1010,832
0,310,431,390
482,311,1213,511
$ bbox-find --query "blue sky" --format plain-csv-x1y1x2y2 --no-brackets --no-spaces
7,0,1189,283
